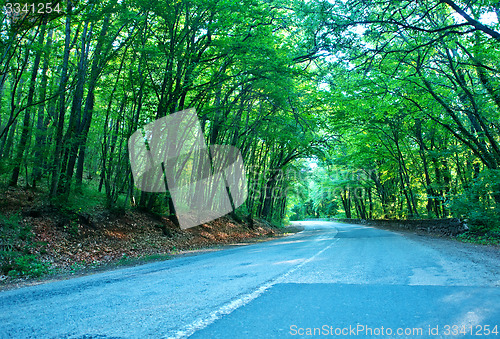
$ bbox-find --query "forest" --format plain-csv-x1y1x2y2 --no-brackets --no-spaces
0,0,499,276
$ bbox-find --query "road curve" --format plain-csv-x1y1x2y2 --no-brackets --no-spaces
1,221,499,338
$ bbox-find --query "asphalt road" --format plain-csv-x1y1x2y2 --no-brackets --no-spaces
1,221,499,338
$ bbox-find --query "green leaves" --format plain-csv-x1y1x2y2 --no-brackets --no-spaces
283,0,500,221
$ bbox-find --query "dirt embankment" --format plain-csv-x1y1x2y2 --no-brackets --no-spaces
0,187,295,289
27,209,283,268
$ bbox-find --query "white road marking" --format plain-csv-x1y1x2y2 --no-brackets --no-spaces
169,237,339,339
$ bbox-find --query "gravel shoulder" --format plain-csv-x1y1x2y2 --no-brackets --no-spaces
368,225,500,286
401,231,500,274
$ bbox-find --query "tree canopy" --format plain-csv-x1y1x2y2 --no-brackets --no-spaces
1,0,499,234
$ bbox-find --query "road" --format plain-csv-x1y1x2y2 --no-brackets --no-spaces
1,221,499,338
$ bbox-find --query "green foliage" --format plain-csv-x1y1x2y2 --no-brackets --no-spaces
65,221,80,237
0,213,31,245
289,204,306,221
52,183,107,214
457,230,500,246
0,213,32,265
6,255,50,278
287,163,343,220
451,169,500,233
282,0,500,229
0,213,50,277
2,0,500,233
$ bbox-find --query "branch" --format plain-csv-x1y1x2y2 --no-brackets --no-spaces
440,0,500,42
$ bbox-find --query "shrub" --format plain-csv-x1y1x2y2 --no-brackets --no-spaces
0,213,50,278
0,213,31,255
450,169,500,233
451,169,500,244
6,254,50,278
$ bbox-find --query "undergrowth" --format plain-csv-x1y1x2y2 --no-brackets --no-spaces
0,213,50,278
456,226,500,246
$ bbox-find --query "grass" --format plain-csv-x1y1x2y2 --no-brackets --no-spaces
53,183,108,214
5,254,51,278
0,212,51,278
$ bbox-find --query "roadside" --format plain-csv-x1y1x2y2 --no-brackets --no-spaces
0,219,303,292
0,186,303,291
366,220,498,246
0,225,303,292
332,217,500,246
350,221,500,279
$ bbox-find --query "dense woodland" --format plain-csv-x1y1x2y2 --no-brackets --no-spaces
0,0,499,234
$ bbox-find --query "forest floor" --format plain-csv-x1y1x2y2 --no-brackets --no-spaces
0,186,301,291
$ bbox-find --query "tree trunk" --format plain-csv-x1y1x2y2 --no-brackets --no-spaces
50,1,72,197
32,29,54,188
59,20,91,194
10,21,46,187
76,13,112,186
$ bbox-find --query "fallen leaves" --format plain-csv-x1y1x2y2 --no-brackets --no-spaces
1,187,285,281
